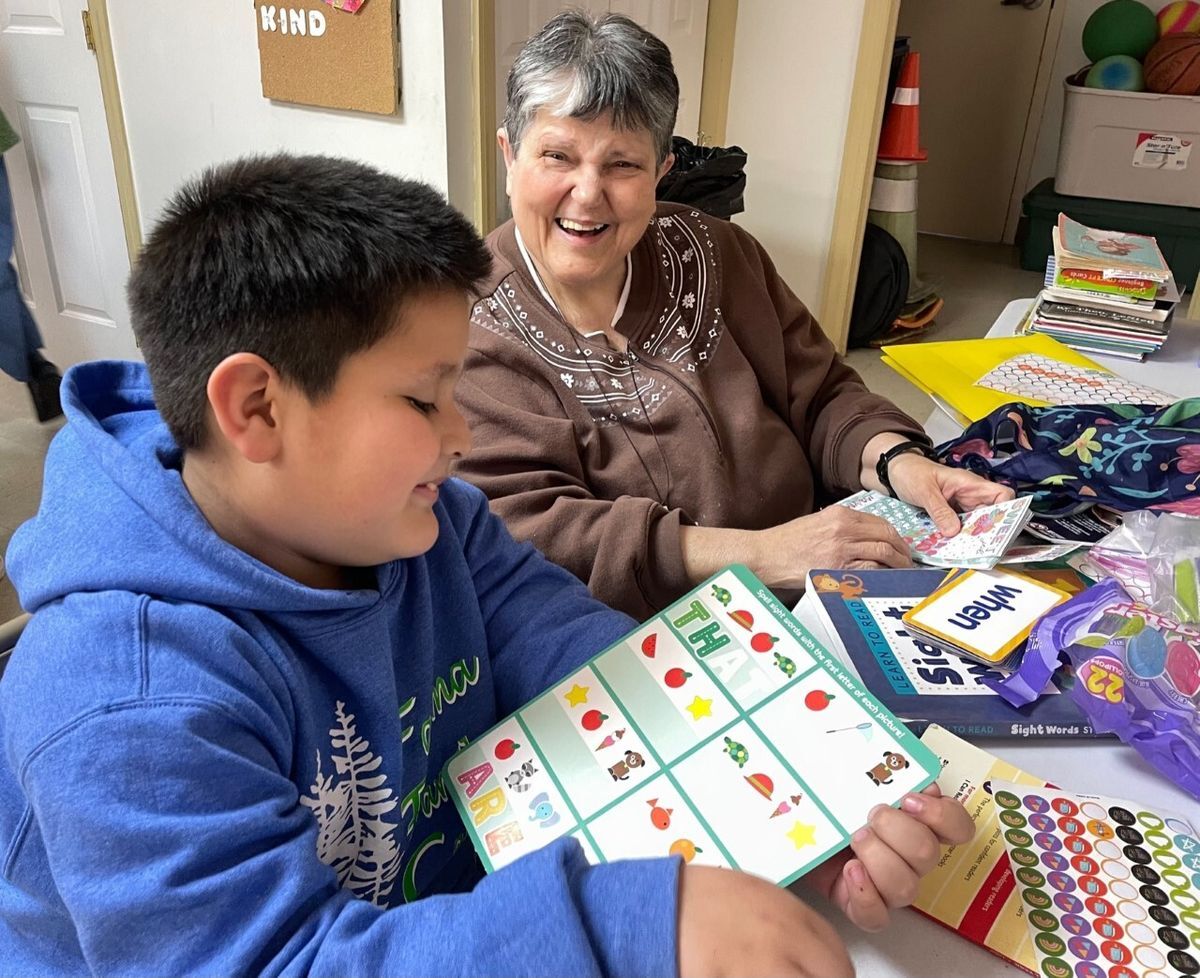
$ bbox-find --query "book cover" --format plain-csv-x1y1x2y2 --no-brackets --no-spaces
1053,267,1159,301
913,725,1051,976
799,569,1099,739
444,566,940,883
1055,215,1170,279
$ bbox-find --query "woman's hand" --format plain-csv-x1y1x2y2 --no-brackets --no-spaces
802,784,975,932
885,454,1014,536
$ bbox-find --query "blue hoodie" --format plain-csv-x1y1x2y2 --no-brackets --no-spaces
0,361,678,977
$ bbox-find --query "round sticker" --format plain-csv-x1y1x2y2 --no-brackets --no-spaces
1094,917,1124,941
1029,813,1056,833
1073,962,1104,978
1024,794,1051,814
1080,801,1107,822
1061,913,1091,936
1168,817,1196,834
1094,839,1121,860
1115,825,1144,846
1144,828,1172,850
1040,957,1072,978
1174,833,1200,854
1042,851,1070,871
1079,875,1108,897
1036,932,1068,956
1024,888,1053,910
1055,892,1084,914
1006,828,1034,848
1139,883,1169,905
1104,965,1136,978
1149,904,1180,927
1087,819,1116,841
1160,926,1191,950
1029,908,1060,932
995,790,1021,810
1107,806,1135,826
1059,816,1086,836
1152,849,1182,871
1167,948,1199,975
1000,810,1028,829
1065,835,1094,856
1137,811,1165,831
1107,879,1138,902
1133,945,1166,971
1011,848,1039,867
1186,851,1200,870
1172,888,1200,912
1180,908,1200,931
1051,797,1079,816
1073,854,1100,875
1123,845,1151,865
1068,936,1099,961
1099,940,1132,965
1018,867,1047,888
1161,868,1191,890
1131,864,1161,885
1035,832,1064,853
1049,871,1077,894
1101,859,1131,881
1086,895,1115,918
1124,921,1155,945
1116,900,1148,923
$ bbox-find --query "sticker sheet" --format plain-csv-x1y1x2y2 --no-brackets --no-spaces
992,782,1200,978
974,354,1175,407
837,490,1033,570
445,567,940,885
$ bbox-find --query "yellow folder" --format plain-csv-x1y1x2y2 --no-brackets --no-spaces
880,332,1111,424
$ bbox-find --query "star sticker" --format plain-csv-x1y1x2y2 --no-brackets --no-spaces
685,696,713,720
563,684,590,708
786,821,817,850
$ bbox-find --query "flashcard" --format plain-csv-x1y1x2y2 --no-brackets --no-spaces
837,490,1033,570
445,567,941,885
992,782,1200,978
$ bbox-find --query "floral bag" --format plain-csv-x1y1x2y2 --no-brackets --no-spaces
936,399,1200,517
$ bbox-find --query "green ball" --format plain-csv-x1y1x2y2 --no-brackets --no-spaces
1082,0,1159,61
1085,54,1146,90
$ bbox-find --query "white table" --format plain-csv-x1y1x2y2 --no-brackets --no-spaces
828,299,1200,977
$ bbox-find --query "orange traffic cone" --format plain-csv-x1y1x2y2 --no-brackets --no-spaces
877,52,928,163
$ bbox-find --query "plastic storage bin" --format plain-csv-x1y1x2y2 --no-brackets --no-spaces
1056,80,1200,208
1020,178,1200,288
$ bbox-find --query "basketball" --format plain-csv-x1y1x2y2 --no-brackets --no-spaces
1082,0,1160,61
1143,33,1200,93
1085,54,1146,90
1157,0,1200,35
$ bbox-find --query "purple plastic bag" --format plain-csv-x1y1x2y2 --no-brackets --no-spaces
1029,579,1200,799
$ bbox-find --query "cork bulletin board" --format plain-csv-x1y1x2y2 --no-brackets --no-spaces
255,0,399,115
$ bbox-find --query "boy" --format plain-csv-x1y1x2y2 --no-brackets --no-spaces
0,155,969,976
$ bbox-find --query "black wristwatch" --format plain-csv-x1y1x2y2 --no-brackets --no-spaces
875,439,938,498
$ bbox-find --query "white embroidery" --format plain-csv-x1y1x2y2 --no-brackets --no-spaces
301,701,402,907
560,372,575,388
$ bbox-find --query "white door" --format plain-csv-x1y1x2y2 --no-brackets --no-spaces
492,0,709,227
896,0,1055,243
0,0,138,367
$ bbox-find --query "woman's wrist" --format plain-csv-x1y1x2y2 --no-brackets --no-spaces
680,524,766,587
859,432,910,493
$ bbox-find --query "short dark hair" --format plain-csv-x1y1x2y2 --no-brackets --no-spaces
128,153,492,450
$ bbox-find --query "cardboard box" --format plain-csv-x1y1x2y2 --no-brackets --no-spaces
1055,80,1200,208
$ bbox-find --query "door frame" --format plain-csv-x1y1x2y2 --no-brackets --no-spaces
467,0,738,236
820,0,1066,353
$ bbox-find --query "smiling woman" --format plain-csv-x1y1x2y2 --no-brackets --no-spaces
455,10,1012,620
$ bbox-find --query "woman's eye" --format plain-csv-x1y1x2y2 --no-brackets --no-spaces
406,397,437,415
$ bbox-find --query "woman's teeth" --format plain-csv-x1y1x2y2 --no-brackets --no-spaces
557,218,608,235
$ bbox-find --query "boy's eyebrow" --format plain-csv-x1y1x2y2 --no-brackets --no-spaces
411,362,462,382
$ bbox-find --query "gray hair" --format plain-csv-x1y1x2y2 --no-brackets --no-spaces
504,10,680,165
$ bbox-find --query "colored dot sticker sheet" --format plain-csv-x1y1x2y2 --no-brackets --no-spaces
444,566,940,886
991,781,1200,978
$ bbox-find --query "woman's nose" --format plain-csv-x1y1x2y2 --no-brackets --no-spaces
572,168,603,205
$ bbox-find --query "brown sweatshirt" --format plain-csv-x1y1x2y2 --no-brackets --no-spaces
456,203,926,619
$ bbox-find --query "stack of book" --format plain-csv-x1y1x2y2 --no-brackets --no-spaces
1021,214,1180,361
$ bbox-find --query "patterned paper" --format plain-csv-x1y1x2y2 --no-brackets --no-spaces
975,355,1175,407
837,491,1033,570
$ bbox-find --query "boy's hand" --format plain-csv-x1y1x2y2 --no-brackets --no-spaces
804,784,975,932
678,865,853,977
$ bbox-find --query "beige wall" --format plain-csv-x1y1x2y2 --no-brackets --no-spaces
106,0,460,233
725,0,865,320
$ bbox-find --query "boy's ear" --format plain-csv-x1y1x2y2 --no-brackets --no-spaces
205,353,285,464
